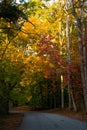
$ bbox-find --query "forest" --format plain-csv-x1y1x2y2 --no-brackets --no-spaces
0,0,87,115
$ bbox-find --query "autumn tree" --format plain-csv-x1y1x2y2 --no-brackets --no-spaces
69,0,87,112
0,0,86,114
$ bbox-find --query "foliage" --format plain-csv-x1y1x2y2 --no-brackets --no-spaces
0,0,87,115
0,0,26,23
0,59,23,114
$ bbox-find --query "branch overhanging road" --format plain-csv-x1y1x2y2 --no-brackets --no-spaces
17,112,87,130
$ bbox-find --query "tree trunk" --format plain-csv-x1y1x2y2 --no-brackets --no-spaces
59,21,65,109
66,0,72,110
0,96,9,115
71,92,77,112
71,0,87,112
53,94,56,109
81,0,87,112
61,75,64,109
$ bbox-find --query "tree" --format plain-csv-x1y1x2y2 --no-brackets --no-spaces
0,58,23,114
70,0,87,112
66,0,77,112
0,0,86,114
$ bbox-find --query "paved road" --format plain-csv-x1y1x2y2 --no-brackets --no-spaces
18,112,87,130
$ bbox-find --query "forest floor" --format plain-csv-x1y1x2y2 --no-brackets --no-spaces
0,113,23,130
0,106,87,130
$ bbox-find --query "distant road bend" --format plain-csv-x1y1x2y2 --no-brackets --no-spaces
18,112,87,130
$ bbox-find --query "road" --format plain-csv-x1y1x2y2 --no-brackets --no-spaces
18,112,87,130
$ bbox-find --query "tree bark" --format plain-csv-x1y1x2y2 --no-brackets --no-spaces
71,0,87,112
71,92,77,112
59,21,64,109
0,93,9,115
66,0,72,110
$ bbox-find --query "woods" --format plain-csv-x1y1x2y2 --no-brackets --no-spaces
0,0,87,115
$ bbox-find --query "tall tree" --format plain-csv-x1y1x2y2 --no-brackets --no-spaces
66,0,72,110
70,0,87,112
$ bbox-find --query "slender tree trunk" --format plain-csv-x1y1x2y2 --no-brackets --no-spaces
66,0,72,110
53,94,56,109
61,75,64,109
59,21,64,109
52,80,57,108
50,94,53,109
71,92,77,112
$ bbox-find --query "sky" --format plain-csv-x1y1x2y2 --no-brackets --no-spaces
16,0,57,4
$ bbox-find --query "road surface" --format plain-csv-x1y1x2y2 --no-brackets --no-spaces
18,112,87,130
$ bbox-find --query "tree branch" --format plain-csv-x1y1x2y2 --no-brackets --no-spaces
70,0,81,34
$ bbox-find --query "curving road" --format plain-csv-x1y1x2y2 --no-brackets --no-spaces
18,112,87,130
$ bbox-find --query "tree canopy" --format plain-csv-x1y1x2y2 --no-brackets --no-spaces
0,0,87,115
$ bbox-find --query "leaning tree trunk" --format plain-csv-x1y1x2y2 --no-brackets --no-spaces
71,92,77,112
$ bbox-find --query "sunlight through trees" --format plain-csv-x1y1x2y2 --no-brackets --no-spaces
0,0,87,115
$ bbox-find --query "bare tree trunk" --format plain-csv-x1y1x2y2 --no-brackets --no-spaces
71,0,87,112
59,21,64,109
81,0,87,112
52,80,57,109
53,94,56,109
71,92,77,112
66,0,72,110
61,75,64,109
50,94,53,109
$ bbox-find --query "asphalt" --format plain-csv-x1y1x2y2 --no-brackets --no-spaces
18,112,87,130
